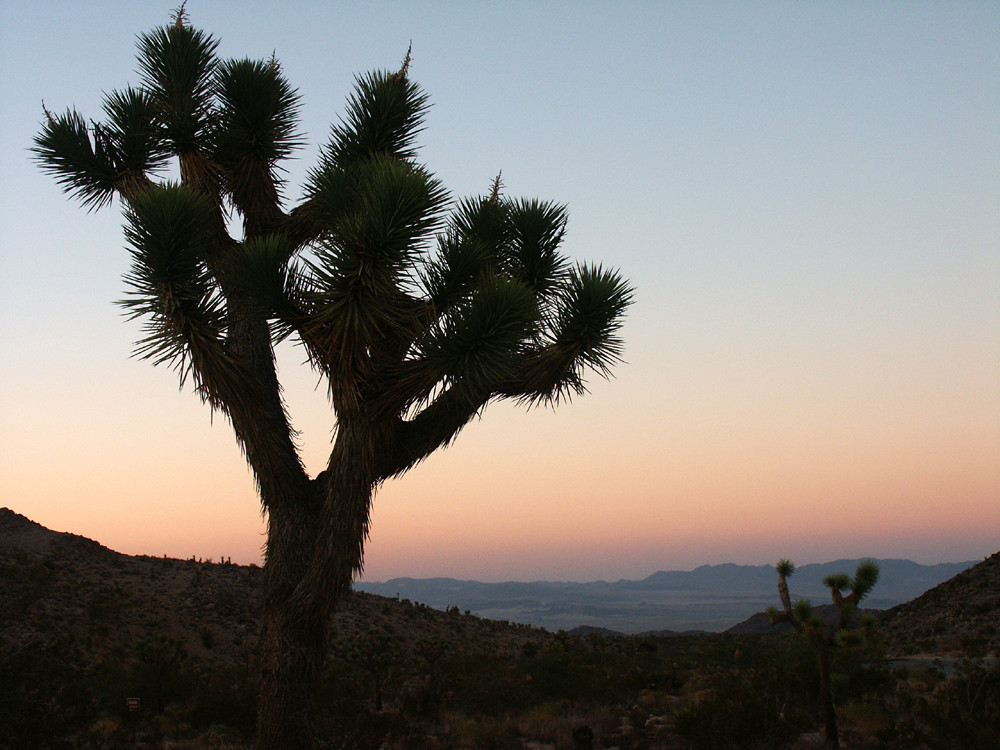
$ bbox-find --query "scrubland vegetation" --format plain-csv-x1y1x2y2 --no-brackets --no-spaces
4,512,998,749
3,581,998,750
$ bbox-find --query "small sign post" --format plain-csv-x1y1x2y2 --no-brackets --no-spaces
127,697,140,711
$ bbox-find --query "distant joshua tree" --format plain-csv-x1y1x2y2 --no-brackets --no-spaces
33,6,632,749
334,628,397,712
133,631,187,713
767,559,880,748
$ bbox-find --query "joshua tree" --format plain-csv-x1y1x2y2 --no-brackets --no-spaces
768,559,880,748
33,8,632,749
133,631,187,713
331,626,402,712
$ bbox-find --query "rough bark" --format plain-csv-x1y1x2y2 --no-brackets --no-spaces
816,643,839,748
255,421,383,750
256,481,326,749
257,596,327,750
777,571,793,615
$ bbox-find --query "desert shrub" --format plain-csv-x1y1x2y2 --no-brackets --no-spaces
436,653,526,715
87,585,128,623
318,657,371,719
329,626,406,712
917,658,1000,749
316,706,409,750
959,632,991,657
840,701,893,739
521,638,665,705
0,555,56,612
526,648,590,699
201,722,244,748
673,682,800,750
188,664,258,736
468,718,522,750
436,716,522,750
512,700,625,749
673,639,816,750
131,631,188,713
0,634,84,749
827,637,895,705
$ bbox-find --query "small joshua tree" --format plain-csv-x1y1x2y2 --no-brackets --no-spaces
767,559,880,748
331,626,402,712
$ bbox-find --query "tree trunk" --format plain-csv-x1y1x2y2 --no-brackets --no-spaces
255,427,379,750
257,600,328,750
817,644,839,748
256,495,330,750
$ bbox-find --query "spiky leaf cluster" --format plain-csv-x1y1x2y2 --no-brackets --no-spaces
33,11,633,490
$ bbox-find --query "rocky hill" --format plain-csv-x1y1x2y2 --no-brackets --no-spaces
1,508,262,670
0,507,547,676
879,550,1000,656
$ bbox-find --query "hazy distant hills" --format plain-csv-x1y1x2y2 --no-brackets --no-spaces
355,558,976,633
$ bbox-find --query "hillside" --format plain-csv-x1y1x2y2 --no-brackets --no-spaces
880,550,1000,656
0,508,553,748
4,507,992,654
0,508,545,671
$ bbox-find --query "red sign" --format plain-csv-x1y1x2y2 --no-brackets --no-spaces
127,697,140,711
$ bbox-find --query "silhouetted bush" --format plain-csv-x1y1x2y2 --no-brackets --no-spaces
674,679,801,750
917,658,1000,749
673,638,816,750
188,664,259,737
0,633,88,749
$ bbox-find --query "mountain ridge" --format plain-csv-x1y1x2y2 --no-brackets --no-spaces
355,557,975,633
367,557,973,588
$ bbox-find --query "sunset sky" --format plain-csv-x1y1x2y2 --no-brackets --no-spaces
1,2,997,582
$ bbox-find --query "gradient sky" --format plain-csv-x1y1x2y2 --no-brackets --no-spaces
1,1,997,582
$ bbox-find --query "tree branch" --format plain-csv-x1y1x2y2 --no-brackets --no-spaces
381,384,489,478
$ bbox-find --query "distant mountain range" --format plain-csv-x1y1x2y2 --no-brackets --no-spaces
355,558,977,633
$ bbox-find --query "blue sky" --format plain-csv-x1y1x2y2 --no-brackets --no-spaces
1,1,998,581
